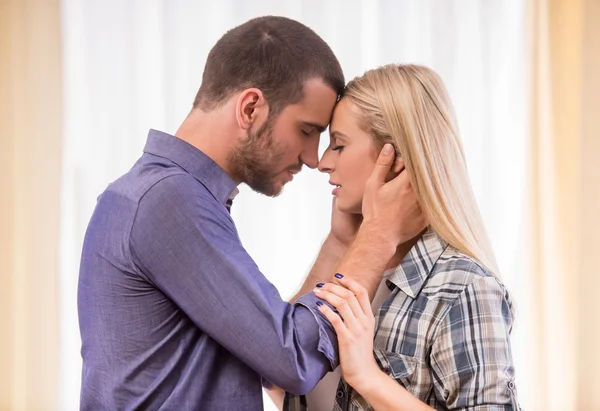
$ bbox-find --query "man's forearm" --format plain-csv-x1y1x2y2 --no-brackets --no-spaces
294,225,395,302
332,224,396,300
291,235,348,302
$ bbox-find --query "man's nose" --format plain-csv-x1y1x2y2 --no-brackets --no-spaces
300,138,320,169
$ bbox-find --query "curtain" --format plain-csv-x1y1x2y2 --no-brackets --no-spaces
525,0,600,409
0,0,63,409
58,1,530,410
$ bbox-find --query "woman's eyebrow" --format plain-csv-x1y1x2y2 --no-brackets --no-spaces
329,130,349,139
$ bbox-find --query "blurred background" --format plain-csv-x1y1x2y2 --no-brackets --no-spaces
1,0,599,410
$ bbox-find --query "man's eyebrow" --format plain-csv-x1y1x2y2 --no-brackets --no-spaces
302,121,327,133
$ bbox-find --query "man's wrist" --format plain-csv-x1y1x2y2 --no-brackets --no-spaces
333,225,397,300
353,223,396,259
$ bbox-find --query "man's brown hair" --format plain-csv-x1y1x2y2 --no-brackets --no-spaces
194,16,345,116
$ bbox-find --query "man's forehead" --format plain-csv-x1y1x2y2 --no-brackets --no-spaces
296,79,338,120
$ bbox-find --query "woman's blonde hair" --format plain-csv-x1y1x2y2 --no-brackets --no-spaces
344,64,499,274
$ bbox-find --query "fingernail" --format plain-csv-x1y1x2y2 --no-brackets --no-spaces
383,144,393,155
316,283,325,288
334,273,344,279
316,301,323,307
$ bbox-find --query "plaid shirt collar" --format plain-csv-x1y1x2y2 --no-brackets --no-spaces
387,228,448,299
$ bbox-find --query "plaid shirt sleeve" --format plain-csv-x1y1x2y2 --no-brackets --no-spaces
430,275,519,410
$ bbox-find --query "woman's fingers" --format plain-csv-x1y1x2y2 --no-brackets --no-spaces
314,287,359,330
317,302,350,340
334,276,372,316
314,282,365,320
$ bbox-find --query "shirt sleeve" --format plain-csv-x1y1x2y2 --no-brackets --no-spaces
129,175,338,395
430,275,520,410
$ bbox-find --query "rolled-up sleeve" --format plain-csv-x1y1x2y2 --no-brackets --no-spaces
129,175,338,394
431,275,519,410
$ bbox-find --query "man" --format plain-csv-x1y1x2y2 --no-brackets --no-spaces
78,16,424,410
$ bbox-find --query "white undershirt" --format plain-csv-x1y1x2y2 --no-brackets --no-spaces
306,269,395,411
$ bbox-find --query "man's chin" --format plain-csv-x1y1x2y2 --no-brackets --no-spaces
247,180,285,198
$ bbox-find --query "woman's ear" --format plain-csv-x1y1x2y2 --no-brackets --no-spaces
393,156,404,173
385,156,404,182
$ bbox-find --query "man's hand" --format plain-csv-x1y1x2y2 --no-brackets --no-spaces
329,197,363,248
361,144,426,247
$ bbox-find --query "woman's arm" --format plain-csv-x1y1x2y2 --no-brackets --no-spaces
429,275,519,409
353,369,434,411
316,274,519,410
314,277,435,411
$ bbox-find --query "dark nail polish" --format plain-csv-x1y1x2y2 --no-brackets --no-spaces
316,283,325,288
316,301,323,307
334,273,344,279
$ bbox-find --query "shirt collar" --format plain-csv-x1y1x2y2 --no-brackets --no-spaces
143,129,238,205
387,228,448,298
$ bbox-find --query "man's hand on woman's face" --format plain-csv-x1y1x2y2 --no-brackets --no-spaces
361,144,427,246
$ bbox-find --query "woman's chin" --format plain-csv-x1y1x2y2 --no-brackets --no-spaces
336,197,363,215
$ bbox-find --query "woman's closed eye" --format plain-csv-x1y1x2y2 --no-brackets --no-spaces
332,145,344,152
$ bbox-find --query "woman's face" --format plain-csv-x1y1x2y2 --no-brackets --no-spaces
318,98,379,214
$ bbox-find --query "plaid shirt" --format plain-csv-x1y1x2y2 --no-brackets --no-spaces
284,229,520,410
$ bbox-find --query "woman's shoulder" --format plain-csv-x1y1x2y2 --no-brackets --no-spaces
422,246,510,306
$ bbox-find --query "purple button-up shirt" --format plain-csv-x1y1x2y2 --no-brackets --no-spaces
78,129,338,410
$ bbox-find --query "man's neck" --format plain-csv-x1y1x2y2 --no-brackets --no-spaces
175,105,241,183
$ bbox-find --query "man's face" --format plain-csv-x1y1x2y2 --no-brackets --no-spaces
230,79,338,197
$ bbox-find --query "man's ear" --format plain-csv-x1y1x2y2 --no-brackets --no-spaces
235,88,269,131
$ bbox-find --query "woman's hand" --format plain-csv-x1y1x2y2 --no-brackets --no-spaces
313,276,381,391
314,277,436,411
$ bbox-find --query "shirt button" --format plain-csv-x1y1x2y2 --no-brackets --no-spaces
383,366,391,375
508,381,515,389
336,390,344,398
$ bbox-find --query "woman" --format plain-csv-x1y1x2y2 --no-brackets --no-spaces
284,64,520,410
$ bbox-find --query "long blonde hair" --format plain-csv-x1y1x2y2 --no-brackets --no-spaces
344,64,499,274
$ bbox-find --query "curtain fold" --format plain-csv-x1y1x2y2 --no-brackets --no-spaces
578,0,600,407
526,0,600,409
0,0,63,410
2,1,598,410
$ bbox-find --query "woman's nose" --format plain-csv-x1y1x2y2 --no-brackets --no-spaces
318,150,334,173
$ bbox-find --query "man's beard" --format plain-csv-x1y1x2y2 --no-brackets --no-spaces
228,118,298,197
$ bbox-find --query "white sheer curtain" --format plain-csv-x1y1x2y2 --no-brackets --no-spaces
60,1,529,410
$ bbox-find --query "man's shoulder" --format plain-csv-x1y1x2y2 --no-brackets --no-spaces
105,159,200,204
89,159,215,238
